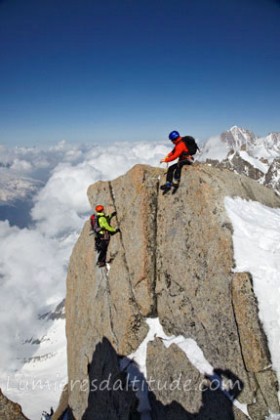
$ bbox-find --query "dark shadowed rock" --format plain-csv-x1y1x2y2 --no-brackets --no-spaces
82,338,138,419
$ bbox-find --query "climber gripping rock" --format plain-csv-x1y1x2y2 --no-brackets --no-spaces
90,205,120,268
160,130,199,194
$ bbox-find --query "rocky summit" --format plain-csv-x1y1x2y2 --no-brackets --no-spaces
55,163,280,420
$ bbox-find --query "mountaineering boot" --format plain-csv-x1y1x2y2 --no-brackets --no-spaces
97,261,106,268
160,182,172,194
172,181,180,194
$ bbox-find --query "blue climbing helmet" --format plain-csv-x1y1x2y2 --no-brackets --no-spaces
169,130,180,141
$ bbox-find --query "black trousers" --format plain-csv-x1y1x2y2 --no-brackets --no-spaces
95,237,110,264
166,159,193,184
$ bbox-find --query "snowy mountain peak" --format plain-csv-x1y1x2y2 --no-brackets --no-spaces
229,125,254,137
199,126,258,162
265,132,280,151
222,126,256,151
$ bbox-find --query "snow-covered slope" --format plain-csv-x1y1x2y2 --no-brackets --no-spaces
2,315,67,419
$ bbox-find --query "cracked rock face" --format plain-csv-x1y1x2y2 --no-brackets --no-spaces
63,163,280,420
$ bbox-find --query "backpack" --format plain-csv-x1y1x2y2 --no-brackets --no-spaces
90,214,102,235
181,136,200,156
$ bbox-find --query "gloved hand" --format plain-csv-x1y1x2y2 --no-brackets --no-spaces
111,228,120,235
160,158,166,163
111,211,117,217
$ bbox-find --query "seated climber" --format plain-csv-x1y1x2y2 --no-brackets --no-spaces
160,130,199,194
92,205,120,268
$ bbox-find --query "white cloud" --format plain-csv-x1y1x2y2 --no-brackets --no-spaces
0,222,70,386
197,135,229,161
31,162,98,237
30,141,169,237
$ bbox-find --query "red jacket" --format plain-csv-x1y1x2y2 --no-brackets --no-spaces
164,137,190,163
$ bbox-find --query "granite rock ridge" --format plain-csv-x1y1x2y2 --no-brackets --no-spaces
55,163,280,420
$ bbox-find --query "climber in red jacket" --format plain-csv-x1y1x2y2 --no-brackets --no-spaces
160,130,194,193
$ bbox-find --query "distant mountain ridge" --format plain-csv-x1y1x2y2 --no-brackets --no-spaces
198,126,280,194
200,126,280,160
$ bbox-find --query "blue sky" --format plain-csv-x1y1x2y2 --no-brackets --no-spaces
0,0,279,146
